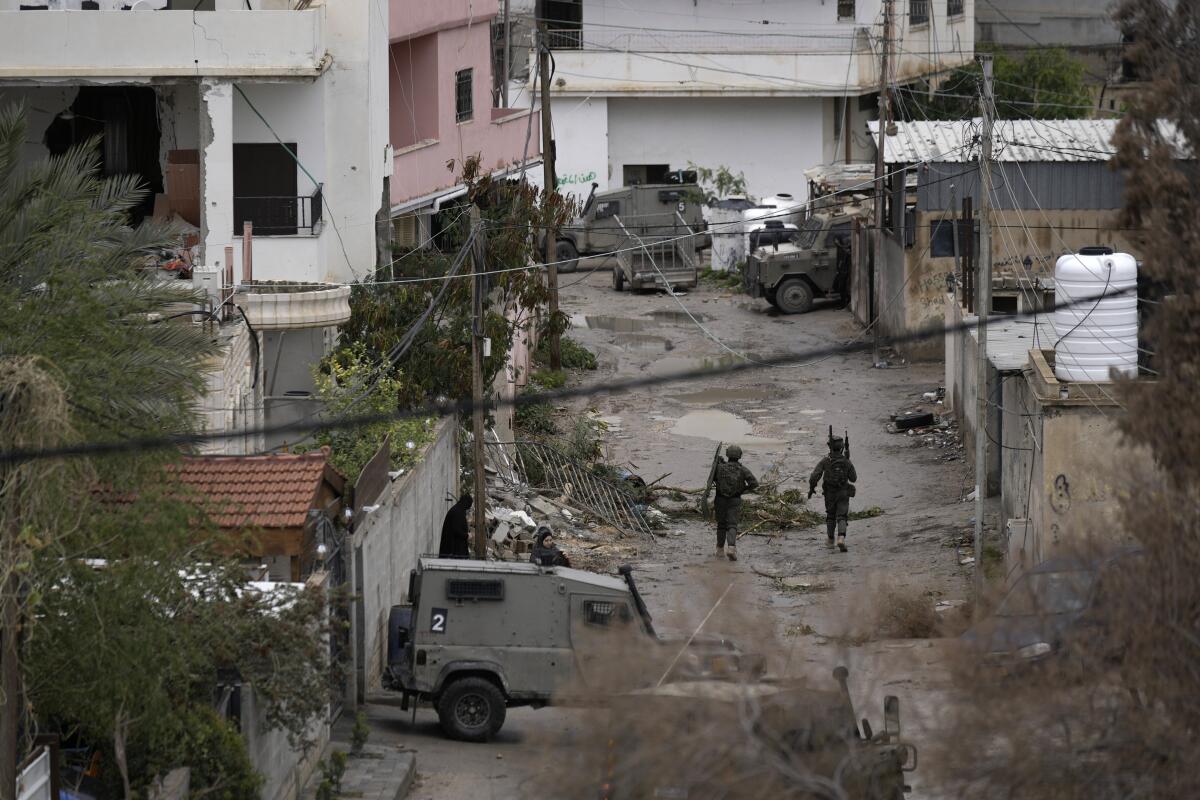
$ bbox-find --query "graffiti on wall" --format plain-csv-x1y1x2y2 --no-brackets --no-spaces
557,170,598,188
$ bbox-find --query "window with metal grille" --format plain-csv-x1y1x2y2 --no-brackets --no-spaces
446,578,503,601
455,68,473,123
910,0,929,26
837,0,855,20
947,0,963,17
585,600,617,626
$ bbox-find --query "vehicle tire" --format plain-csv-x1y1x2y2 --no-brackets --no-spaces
612,265,626,292
436,677,507,742
765,288,779,309
774,278,814,314
556,239,580,273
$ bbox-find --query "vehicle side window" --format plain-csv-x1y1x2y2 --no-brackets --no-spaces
584,600,632,626
595,200,620,220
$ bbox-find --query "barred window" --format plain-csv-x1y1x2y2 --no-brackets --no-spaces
947,0,964,17
910,0,929,26
837,0,855,20
455,68,473,123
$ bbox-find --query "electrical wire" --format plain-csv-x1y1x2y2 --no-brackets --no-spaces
0,283,1140,467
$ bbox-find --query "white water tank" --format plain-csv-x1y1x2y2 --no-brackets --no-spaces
1052,248,1138,382
742,193,804,251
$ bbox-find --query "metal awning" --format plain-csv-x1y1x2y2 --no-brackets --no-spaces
390,158,544,217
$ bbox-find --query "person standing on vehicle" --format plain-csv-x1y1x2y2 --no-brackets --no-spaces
438,494,472,558
809,437,857,551
713,445,758,562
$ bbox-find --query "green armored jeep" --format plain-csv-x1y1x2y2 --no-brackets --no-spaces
384,559,763,741
744,211,863,314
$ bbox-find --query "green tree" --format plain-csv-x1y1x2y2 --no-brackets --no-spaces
898,47,1095,120
0,104,333,797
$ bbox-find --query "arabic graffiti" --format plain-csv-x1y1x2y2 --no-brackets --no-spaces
557,171,597,187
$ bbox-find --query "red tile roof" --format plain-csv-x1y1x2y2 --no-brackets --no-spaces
172,449,336,529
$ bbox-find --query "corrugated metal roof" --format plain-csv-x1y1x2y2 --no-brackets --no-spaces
869,119,1120,164
966,314,1057,372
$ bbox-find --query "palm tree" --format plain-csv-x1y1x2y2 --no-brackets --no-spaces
0,102,221,457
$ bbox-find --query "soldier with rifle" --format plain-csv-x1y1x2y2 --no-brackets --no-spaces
708,444,758,562
809,427,858,552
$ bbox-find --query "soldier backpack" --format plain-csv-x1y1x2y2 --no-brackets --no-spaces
715,462,747,498
824,454,852,491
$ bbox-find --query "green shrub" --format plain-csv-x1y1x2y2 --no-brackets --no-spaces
531,368,567,389
537,335,597,370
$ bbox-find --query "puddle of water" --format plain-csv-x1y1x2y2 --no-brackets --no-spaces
669,409,785,446
645,309,711,324
799,409,826,416
670,387,773,404
613,332,674,352
648,353,764,377
572,314,652,332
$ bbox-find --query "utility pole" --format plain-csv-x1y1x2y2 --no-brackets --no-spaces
469,206,488,559
501,0,510,107
537,5,561,370
973,55,995,599
871,0,893,368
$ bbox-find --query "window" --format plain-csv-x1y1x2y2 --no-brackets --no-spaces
584,600,632,626
797,217,824,249
837,0,855,21
947,0,964,17
232,143,299,236
594,200,620,220
929,218,978,258
544,0,583,49
910,0,929,26
455,68,473,123
446,578,504,601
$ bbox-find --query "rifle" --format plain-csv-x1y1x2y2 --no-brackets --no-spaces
845,429,850,460
700,442,724,519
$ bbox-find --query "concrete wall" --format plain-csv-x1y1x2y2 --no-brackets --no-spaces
200,317,264,456
945,299,1003,496
552,96,608,200
354,417,460,693
976,0,1121,50
607,96,825,202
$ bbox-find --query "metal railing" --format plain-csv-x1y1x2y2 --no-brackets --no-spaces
910,0,930,26
485,439,654,539
615,215,697,284
233,184,322,236
545,27,583,50
947,0,964,16
575,28,864,54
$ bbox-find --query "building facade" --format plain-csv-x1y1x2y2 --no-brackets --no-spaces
388,0,541,240
531,0,975,204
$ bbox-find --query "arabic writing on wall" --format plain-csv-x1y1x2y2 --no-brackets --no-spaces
557,171,597,187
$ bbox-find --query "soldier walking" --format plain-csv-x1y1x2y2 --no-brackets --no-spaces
713,445,758,561
808,435,857,552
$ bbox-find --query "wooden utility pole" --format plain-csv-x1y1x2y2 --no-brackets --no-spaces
537,6,561,370
469,206,488,559
973,55,995,598
871,0,893,368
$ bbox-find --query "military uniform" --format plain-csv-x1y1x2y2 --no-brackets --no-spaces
713,446,758,561
809,438,857,551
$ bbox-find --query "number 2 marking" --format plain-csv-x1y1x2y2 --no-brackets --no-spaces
431,607,448,633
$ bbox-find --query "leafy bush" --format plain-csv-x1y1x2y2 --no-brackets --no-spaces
531,368,567,389
537,335,597,371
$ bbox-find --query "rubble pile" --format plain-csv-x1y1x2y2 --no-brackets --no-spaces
889,388,964,463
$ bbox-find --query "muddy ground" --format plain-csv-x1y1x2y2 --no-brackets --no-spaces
360,261,977,799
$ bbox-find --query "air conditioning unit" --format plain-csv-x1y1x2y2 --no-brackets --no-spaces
394,215,418,249
192,267,222,321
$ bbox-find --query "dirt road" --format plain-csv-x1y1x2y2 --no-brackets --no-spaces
364,264,973,799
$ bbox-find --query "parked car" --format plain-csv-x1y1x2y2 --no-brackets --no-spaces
960,548,1142,671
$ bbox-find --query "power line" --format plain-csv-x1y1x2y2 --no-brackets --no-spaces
0,284,1138,467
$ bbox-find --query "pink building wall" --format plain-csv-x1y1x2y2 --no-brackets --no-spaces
389,0,539,206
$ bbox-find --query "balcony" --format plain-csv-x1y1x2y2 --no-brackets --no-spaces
236,282,351,330
234,186,323,237
0,6,324,79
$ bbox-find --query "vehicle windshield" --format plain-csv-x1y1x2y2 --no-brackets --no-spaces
995,570,1095,617
796,217,824,249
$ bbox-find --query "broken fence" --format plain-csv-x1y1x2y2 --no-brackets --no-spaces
485,439,655,540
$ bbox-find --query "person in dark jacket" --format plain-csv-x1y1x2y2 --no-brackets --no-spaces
808,438,857,552
530,526,570,568
438,494,472,558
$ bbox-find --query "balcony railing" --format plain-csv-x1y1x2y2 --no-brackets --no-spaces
910,0,930,26
555,28,864,54
947,0,964,16
234,185,322,237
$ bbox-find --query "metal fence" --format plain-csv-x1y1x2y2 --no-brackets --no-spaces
486,439,654,539
573,28,863,54
234,184,323,236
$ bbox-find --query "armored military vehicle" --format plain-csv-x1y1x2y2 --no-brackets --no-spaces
555,182,705,274
600,667,917,799
384,558,763,741
744,209,866,314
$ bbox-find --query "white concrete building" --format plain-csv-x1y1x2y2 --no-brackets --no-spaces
0,0,389,285
531,0,975,203
0,0,377,452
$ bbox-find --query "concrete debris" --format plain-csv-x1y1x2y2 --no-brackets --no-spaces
491,522,511,544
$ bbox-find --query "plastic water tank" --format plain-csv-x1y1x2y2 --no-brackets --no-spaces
1052,247,1138,382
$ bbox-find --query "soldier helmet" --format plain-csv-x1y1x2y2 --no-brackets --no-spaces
725,444,743,460
829,436,845,453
